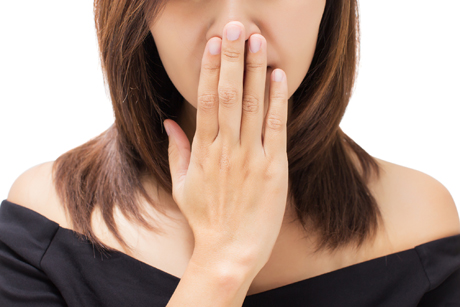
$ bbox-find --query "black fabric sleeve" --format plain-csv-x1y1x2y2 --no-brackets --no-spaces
0,201,67,306
417,267,460,307
415,233,460,306
0,240,67,306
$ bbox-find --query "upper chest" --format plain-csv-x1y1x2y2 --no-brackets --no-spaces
62,157,441,296
88,192,405,296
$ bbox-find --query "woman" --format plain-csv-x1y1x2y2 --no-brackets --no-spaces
1,0,459,306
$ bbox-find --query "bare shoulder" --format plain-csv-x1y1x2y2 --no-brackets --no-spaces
372,157,460,248
6,161,70,228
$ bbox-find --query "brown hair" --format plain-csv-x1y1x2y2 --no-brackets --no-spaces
53,0,384,255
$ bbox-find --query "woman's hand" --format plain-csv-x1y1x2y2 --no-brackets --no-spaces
163,21,289,276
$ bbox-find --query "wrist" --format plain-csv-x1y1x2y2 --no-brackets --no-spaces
190,245,259,285
166,246,258,306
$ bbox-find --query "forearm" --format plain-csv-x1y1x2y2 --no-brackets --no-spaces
165,249,257,307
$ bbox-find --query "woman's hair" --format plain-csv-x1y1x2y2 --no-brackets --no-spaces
53,0,384,255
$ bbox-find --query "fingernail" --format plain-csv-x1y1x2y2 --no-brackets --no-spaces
273,69,284,82
249,35,261,53
209,39,221,55
226,24,241,41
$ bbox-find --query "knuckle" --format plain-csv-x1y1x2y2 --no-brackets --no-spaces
241,154,251,170
263,165,277,181
192,143,210,164
197,93,219,111
238,149,254,169
263,161,283,181
202,62,220,74
218,153,232,172
239,162,252,184
270,92,286,101
218,87,239,108
222,48,242,62
242,94,260,114
252,160,267,176
245,62,265,73
194,156,207,173
266,113,284,131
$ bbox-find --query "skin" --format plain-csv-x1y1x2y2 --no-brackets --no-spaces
4,0,459,300
148,0,327,145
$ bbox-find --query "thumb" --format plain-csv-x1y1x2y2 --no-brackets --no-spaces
164,119,191,190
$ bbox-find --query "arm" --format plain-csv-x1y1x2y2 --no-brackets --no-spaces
166,248,257,307
0,163,67,306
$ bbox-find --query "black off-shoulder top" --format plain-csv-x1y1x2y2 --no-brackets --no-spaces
1,199,459,306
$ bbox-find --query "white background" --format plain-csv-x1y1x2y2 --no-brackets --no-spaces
1,1,459,213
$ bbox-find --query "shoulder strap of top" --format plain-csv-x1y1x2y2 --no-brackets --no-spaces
415,234,460,291
0,199,59,269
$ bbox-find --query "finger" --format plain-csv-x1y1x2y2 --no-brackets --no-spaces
195,37,222,145
240,34,267,150
164,119,191,192
217,21,245,145
263,69,288,158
